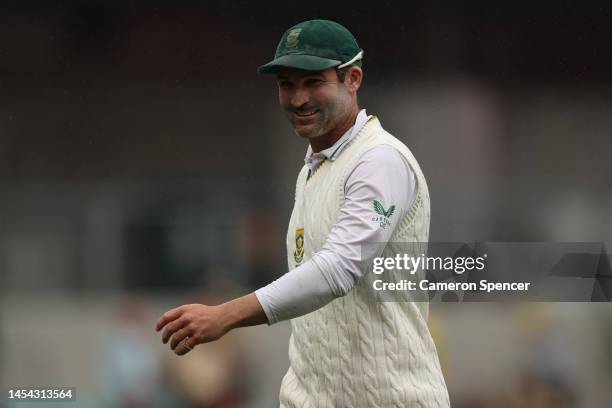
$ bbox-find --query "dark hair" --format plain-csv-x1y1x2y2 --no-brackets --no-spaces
336,67,349,82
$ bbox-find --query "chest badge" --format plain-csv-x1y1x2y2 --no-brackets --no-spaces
293,228,305,264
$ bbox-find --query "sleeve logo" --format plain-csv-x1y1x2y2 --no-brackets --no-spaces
372,200,395,229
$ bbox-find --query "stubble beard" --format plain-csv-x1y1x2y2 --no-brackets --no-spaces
288,91,352,140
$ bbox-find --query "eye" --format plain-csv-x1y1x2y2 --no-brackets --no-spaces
277,80,293,90
305,78,323,86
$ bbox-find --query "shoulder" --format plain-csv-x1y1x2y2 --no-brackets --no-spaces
346,144,414,188
358,144,406,166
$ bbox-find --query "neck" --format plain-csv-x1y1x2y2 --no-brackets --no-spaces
310,106,359,153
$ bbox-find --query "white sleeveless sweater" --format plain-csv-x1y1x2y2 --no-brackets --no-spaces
280,117,450,407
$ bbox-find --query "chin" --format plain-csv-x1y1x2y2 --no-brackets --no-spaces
294,126,322,139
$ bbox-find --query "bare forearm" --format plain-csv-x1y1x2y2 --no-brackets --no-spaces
221,292,269,331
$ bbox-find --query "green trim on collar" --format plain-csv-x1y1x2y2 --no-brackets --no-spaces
329,139,350,160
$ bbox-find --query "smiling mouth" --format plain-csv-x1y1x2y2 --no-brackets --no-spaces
294,109,319,118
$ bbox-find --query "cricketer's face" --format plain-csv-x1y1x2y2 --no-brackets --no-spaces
276,68,352,140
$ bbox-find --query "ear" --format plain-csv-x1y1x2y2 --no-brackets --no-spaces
345,66,363,92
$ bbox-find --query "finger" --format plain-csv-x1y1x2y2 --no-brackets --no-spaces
162,318,188,344
171,327,193,351
155,306,184,331
175,336,194,356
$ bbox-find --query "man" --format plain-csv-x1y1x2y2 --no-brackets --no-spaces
156,19,450,407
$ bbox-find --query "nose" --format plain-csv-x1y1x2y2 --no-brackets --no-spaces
290,86,309,109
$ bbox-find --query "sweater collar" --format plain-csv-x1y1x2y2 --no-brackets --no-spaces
304,109,370,172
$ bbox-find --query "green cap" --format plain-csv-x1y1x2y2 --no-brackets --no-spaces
258,19,363,74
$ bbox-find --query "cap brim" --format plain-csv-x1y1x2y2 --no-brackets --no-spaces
257,54,342,74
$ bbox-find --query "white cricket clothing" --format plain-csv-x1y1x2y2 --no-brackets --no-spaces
266,113,449,407
255,110,415,323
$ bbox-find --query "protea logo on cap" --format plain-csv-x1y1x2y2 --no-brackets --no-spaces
285,28,302,48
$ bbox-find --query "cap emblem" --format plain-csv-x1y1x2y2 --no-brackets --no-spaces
285,28,302,48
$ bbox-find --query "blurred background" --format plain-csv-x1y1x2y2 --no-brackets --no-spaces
1,1,612,407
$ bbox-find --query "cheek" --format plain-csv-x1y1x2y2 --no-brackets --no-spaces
320,96,341,115
278,89,291,107
313,88,342,111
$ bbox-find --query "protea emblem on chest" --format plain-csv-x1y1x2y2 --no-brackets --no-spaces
293,228,305,264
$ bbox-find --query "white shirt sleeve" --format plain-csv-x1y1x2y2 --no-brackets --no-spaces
255,144,415,324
